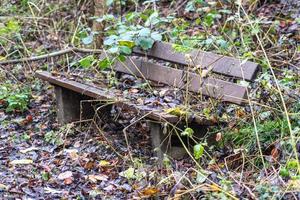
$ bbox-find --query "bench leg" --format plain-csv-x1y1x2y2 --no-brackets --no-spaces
54,86,93,124
148,121,168,161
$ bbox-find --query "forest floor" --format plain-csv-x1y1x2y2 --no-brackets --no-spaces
0,0,300,199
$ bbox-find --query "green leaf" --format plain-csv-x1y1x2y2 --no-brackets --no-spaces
119,167,135,179
118,40,135,48
106,0,114,6
119,46,132,55
287,159,299,170
79,55,94,68
145,11,159,27
104,35,117,46
150,32,162,41
193,144,204,159
82,34,93,45
137,37,154,50
98,58,112,70
118,55,126,62
181,127,194,137
138,28,151,37
108,46,119,54
279,168,290,177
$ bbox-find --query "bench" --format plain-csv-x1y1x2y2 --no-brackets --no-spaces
36,41,259,159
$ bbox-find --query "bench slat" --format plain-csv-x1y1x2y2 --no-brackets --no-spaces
133,42,259,81
36,71,202,124
115,59,247,105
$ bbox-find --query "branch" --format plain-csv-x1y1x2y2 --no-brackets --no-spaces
0,47,103,65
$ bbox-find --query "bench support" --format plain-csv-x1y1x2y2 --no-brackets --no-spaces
148,121,167,161
54,86,94,124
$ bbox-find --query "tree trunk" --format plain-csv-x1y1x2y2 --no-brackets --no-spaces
93,0,106,48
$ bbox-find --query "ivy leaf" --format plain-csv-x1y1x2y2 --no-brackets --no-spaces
181,128,194,137
145,11,159,27
193,144,204,159
98,58,112,70
108,46,119,54
137,37,154,50
118,40,135,48
82,34,93,45
150,32,162,41
79,55,94,68
104,35,118,46
119,46,132,55
138,28,151,37
118,55,126,62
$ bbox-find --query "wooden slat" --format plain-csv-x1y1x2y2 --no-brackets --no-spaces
133,42,259,81
115,59,184,88
36,71,219,125
115,59,247,105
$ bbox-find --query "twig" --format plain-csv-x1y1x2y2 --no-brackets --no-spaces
0,47,103,65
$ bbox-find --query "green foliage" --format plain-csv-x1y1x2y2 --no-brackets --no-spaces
80,11,170,71
0,19,21,45
222,119,290,151
44,130,64,146
193,143,205,159
181,127,194,137
0,84,31,112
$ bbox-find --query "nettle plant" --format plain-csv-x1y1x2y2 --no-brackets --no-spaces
81,11,171,70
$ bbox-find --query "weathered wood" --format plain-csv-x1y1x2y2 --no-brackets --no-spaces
133,42,259,81
36,71,218,125
115,59,248,105
54,86,94,124
148,121,167,161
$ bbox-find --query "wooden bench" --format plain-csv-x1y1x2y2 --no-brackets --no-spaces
36,41,259,159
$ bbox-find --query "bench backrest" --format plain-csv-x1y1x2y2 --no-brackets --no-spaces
111,42,259,105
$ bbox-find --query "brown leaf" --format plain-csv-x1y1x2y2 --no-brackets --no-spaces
64,177,73,185
271,147,279,161
84,161,96,170
58,171,73,180
141,187,159,196
215,132,222,142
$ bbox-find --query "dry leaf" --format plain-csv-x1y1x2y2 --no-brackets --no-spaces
58,171,73,180
87,174,108,183
99,160,110,167
142,187,159,196
271,147,279,161
64,177,73,185
10,159,33,165
20,147,39,154
215,132,222,142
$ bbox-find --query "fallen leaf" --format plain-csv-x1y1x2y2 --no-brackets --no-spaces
209,184,220,192
0,184,8,191
271,147,279,161
119,167,135,179
58,171,73,180
84,161,96,170
10,159,33,165
99,160,110,167
129,88,139,94
44,187,63,194
103,184,115,192
20,147,39,154
87,174,108,183
141,187,159,196
215,132,222,142
64,177,73,185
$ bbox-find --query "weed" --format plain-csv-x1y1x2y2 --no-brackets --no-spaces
0,84,31,112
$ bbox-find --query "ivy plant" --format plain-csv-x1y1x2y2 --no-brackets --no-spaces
82,11,171,70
